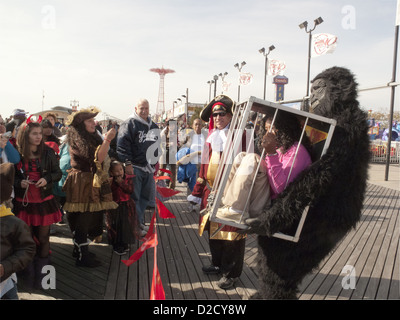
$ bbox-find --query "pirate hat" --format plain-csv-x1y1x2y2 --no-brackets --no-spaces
200,95,235,122
66,106,100,127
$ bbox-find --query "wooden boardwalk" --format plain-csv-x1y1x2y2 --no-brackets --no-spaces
18,182,399,300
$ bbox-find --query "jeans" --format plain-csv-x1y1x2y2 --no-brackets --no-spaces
132,167,153,225
1,281,18,300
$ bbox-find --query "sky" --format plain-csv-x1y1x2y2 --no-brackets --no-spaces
0,0,399,121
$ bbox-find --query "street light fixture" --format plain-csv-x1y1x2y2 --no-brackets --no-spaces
259,45,275,100
299,16,324,107
234,61,246,102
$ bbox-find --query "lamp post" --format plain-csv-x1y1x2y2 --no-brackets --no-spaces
182,88,189,126
259,45,275,100
207,80,214,102
234,61,246,102
213,75,218,97
299,17,323,106
218,72,228,94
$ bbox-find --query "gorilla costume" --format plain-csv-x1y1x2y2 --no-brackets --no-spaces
246,67,370,299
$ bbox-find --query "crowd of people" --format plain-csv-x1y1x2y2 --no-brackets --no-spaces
0,103,207,299
1,94,314,299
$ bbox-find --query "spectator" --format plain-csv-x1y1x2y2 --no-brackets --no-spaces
159,119,179,189
107,122,119,161
176,118,205,193
0,118,20,165
41,119,60,154
62,107,117,267
245,111,257,130
0,163,36,299
12,117,62,289
44,112,62,138
52,135,70,224
186,118,205,172
5,121,18,148
107,120,113,131
9,109,27,139
95,121,103,134
117,99,159,237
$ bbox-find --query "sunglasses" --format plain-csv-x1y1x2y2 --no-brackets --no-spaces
212,112,227,118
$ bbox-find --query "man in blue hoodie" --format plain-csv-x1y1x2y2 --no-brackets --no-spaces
117,99,159,236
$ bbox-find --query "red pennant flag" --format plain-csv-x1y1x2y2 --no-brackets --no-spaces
154,175,171,182
156,198,176,219
158,168,172,175
122,211,158,266
150,267,165,300
150,239,165,300
121,233,157,267
156,186,181,198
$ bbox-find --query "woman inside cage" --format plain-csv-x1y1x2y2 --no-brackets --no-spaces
218,111,313,221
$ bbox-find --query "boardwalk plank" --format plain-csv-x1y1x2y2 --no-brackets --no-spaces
17,182,399,301
350,188,397,299
362,190,399,299
298,184,384,299
327,185,393,299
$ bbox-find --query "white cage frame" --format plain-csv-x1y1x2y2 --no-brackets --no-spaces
208,96,337,242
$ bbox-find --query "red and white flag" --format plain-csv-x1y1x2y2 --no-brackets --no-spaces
268,59,286,76
312,33,338,57
238,72,253,86
222,81,231,92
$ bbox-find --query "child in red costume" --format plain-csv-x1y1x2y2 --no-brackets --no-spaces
106,160,138,255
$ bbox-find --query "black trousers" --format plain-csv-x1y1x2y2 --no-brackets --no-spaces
67,211,104,245
209,238,246,279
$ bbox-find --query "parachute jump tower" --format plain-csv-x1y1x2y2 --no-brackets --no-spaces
150,66,175,121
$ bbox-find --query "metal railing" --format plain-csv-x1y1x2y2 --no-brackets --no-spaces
370,140,400,164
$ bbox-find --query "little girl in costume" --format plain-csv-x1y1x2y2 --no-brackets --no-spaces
13,117,62,288
106,160,138,255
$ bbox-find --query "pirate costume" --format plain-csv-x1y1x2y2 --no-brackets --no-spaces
188,95,246,289
63,107,118,267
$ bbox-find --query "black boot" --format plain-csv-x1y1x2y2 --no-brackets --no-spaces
72,243,79,258
76,244,101,268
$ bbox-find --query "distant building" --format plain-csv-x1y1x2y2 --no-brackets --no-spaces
165,102,205,123
31,106,73,125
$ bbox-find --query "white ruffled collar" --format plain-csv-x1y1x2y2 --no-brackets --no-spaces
206,124,230,152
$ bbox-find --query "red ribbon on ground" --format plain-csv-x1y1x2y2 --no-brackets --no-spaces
121,211,158,267
150,236,165,300
121,170,183,299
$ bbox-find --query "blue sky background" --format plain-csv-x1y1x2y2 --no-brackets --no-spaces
0,0,398,120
